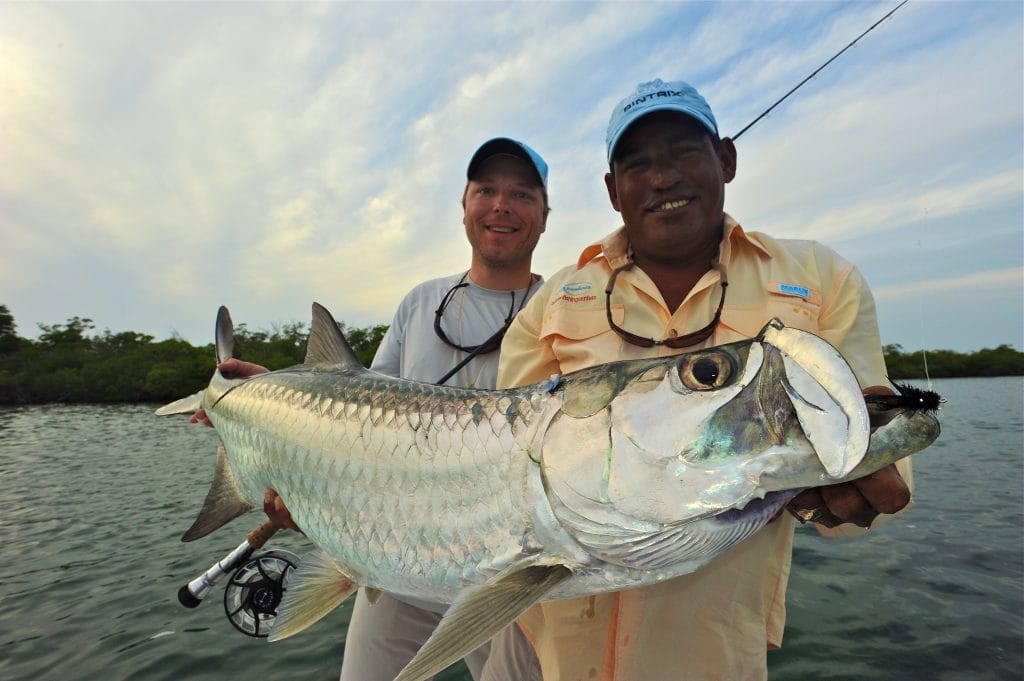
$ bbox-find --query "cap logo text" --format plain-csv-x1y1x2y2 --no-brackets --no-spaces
622,89,685,114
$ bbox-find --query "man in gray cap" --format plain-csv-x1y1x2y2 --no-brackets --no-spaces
497,79,911,679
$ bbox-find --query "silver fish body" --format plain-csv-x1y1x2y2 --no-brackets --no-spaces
159,305,940,681
207,367,556,603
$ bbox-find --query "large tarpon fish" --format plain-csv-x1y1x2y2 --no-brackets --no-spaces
158,303,940,681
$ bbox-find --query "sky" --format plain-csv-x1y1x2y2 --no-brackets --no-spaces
2,1,1021,353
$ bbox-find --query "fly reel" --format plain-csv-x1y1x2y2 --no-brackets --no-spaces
223,549,300,638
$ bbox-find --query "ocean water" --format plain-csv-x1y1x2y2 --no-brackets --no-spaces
0,377,1020,680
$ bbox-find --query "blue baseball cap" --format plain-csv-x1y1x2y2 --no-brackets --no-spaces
467,137,548,188
606,79,719,164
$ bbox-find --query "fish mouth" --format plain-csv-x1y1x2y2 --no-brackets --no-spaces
710,490,794,525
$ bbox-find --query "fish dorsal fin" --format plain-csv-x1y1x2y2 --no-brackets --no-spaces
215,306,235,364
394,563,572,681
181,444,255,541
305,302,362,368
267,549,359,642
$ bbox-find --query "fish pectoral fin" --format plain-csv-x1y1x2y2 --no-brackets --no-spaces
394,563,572,681
364,587,383,605
181,444,255,541
154,390,204,416
267,549,359,642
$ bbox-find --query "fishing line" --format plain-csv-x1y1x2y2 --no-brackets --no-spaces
913,238,934,389
728,0,928,397
731,0,909,141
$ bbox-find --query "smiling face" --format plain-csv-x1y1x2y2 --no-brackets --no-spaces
463,154,548,275
605,111,736,269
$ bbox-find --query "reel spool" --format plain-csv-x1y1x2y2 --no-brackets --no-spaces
223,549,300,638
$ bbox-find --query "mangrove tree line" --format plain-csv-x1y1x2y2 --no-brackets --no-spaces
0,304,1019,405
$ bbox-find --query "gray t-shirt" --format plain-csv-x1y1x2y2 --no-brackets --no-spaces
368,271,540,613
371,271,541,389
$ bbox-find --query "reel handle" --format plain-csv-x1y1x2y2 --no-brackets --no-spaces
178,520,280,609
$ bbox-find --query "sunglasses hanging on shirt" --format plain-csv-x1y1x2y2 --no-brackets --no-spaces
604,255,727,349
434,272,534,385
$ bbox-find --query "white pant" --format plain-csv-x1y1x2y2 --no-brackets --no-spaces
339,589,542,681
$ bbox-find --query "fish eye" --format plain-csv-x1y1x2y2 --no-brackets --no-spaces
678,351,734,390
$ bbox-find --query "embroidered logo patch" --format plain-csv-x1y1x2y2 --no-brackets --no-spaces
777,283,810,299
555,282,596,304
562,283,592,294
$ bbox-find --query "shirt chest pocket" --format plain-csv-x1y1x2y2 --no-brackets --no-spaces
720,284,823,339
539,304,626,372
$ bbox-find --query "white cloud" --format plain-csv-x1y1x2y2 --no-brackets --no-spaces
0,1,1020,351
874,267,1023,300
797,169,1023,243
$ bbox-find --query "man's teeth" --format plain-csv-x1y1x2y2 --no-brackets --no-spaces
488,226,515,233
654,199,691,212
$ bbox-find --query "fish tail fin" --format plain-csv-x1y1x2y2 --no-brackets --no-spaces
215,305,235,363
155,306,238,416
154,390,204,416
267,549,359,642
181,443,255,542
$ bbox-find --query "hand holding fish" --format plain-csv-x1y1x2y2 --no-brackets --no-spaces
787,385,912,528
787,463,910,528
190,362,303,535
189,359,269,427
264,488,303,534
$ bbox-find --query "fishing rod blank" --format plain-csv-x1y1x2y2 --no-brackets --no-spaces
732,0,909,141
177,520,281,608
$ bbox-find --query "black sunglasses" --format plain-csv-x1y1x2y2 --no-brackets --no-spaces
604,257,727,349
433,273,520,355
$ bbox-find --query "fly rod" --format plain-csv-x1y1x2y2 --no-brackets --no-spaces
732,0,909,141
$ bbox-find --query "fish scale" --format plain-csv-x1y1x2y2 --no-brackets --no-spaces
210,371,545,601
159,304,940,681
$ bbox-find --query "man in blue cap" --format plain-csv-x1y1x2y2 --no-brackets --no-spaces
204,137,549,680
335,136,548,681
498,80,911,679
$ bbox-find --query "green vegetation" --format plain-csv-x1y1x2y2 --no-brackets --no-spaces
0,303,1020,405
882,343,1023,379
0,304,387,405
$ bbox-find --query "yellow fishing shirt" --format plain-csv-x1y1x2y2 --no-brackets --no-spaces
496,215,912,681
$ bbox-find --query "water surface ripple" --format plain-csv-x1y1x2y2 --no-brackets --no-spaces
0,378,1020,680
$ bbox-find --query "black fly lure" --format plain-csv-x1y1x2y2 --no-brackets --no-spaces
865,382,943,413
